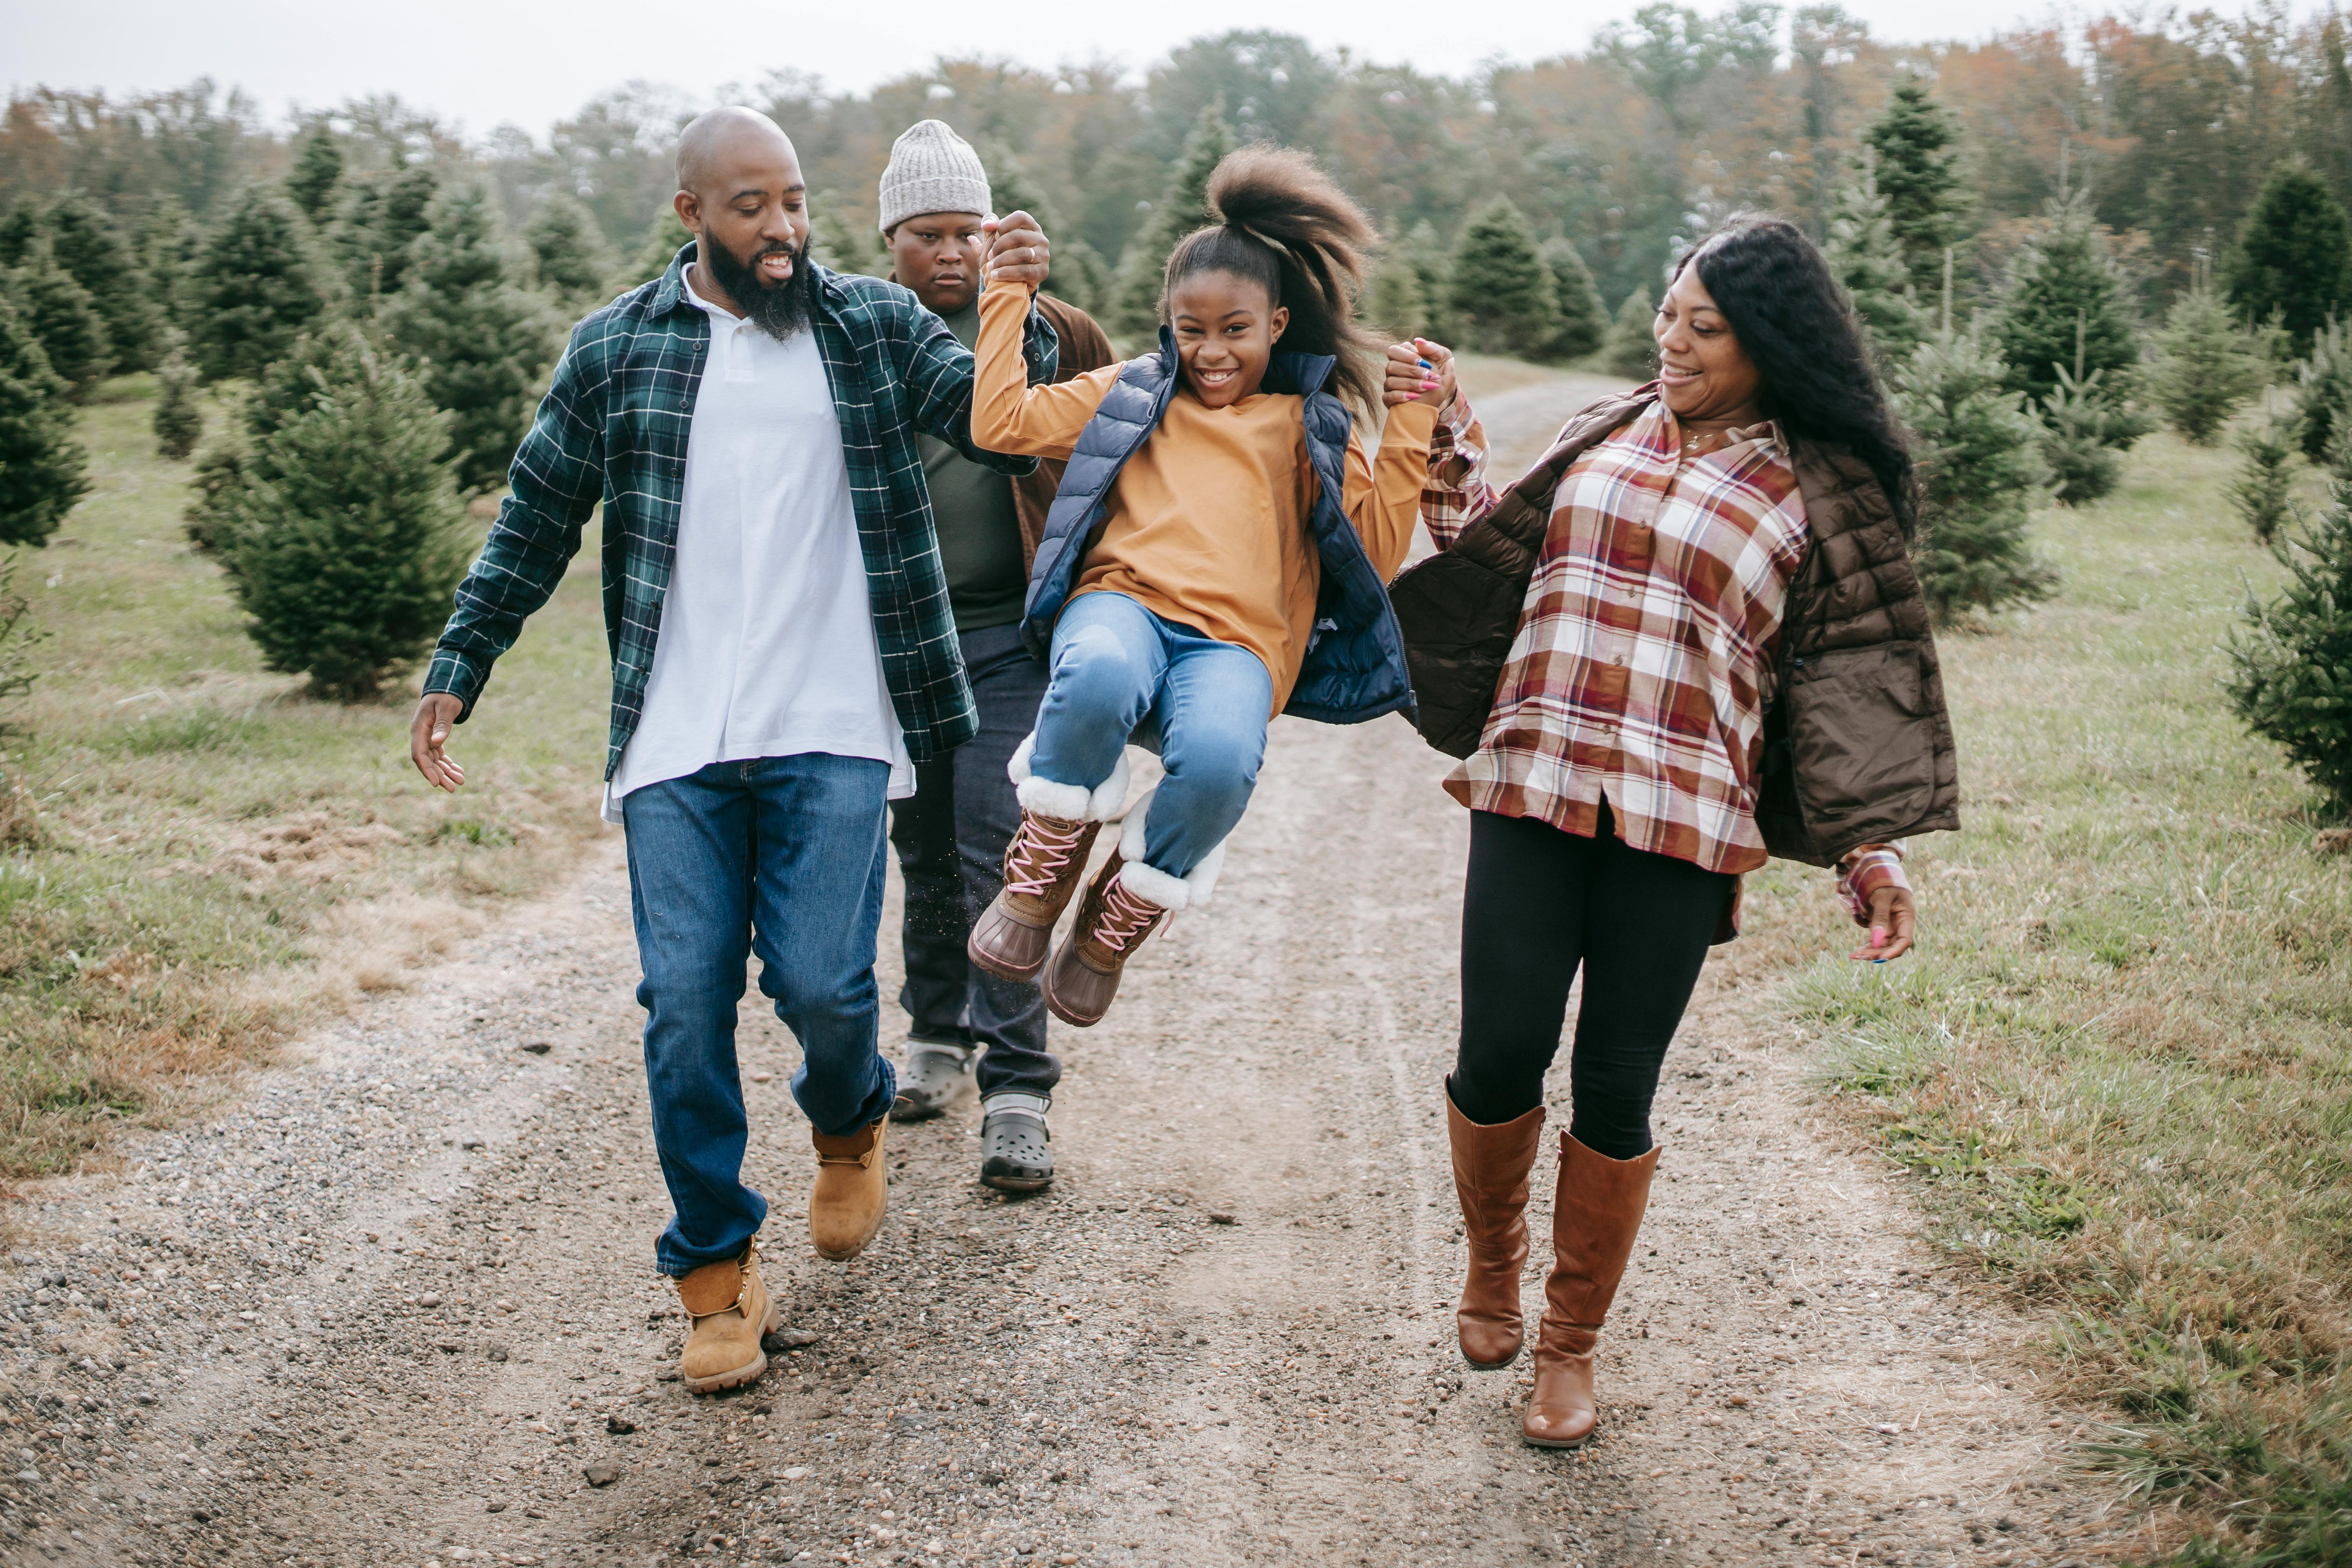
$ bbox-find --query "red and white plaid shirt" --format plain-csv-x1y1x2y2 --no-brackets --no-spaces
1423,393,1904,916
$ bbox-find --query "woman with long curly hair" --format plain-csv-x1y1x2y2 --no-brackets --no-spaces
1390,212,1959,1448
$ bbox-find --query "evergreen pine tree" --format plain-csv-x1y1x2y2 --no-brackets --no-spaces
285,128,345,225
4,245,114,400
2294,317,2352,461
1893,327,2056,621
522,192,611,309
136,197,200,338
1989,193,2144,437
2038,365,2125,505
214,334,470,701
152,341,203,461
612,207,693,295
2146,282,2264,444
1050,238,1112,319
2227,482,2352,809
1864,76,1971,298
190,184,327,381
381,182,561,494
1541,238,1609,362
978,142,1059,236
0,203,38,271
809,206,886,278
1446,198,1562,358
1365,252,1428,342
333,164,439,303
0,296,89,546
2227,392,2302,542
45,195,165,373
1823,156,1928,370
186,325,366,552
1399,221,1453,341
1110,105,1235,339
2223,160,2352,356
1602,287,1658,381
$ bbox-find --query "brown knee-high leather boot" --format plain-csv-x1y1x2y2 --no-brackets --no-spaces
1445,1089,1546,1370
1523,1131,1659,1448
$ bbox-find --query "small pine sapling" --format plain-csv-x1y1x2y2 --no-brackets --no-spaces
1893,323,2056,621
1365,253,1428,343
152,341,203,461
2228,483,2352,811
1602,288,1657,381
1445,198,1561,357
2147,275,2263,445
1541,237,1609,362
2039,365,2124,506
2228,392,2303,542
215,334,471,701
2295,317,2352,463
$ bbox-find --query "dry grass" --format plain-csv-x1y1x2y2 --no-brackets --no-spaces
1734,430,2352,1564
0,375,610,1177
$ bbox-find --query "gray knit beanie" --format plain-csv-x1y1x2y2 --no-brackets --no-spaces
878,120,992,234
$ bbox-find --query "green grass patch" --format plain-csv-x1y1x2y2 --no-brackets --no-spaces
0,377,611,1176
1743,432,2352,1562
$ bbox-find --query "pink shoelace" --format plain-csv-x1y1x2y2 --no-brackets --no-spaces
1004,814,1091,898
1091,875,1165,956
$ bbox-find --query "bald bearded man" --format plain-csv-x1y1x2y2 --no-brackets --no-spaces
408,107,1059,1394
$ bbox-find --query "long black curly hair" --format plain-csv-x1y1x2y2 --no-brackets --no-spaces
1676,213,1920,537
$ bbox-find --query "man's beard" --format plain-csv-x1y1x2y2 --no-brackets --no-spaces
701,233,816,339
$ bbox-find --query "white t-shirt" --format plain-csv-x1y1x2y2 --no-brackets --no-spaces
602,268,914,824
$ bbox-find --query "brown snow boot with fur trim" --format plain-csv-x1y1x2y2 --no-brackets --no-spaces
1042,854,1172,1027
968,809,1101,983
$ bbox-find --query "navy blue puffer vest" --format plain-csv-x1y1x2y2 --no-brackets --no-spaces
1018,330,1417,727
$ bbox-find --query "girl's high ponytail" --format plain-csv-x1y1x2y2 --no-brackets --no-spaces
1161,146,1387,413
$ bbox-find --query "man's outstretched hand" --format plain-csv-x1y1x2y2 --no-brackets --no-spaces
983,212,1051,290
409,693,466,793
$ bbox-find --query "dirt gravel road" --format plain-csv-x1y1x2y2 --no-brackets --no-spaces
0,373,2132,1568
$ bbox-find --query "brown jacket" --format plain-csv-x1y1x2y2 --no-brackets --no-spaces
1388,391,1959,868
1013,293,1117,569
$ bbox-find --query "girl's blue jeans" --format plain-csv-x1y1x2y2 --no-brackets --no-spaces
1029,590,1273,879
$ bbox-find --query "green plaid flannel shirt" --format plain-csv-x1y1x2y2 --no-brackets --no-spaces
423,246,1056,777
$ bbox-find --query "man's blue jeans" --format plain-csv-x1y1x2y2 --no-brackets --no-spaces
1029,590,1274,878
621,754,898,1278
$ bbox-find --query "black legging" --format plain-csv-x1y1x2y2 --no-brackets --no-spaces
1450,806,1733,1159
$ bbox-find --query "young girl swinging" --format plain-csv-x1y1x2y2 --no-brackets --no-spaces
964,147,1453,1027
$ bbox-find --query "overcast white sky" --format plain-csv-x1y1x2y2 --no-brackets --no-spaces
0,0,2250,142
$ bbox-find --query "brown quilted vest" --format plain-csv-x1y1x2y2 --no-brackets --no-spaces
1388,392,1960,868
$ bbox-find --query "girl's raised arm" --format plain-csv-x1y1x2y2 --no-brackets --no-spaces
971,278,1117,461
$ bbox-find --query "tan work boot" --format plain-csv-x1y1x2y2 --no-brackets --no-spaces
809,1118,889,1260
1445,1090,1546,1370
675,1243,780,1394
967,809,1102,982
1042,854,1174,1027
1522,1133,1659,1448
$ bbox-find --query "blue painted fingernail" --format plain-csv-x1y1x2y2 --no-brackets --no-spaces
1419,359,1432,368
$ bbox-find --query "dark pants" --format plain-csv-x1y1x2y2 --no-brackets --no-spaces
887,623,1058,1100
1450,806,1733,1160
622,755,897,1278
